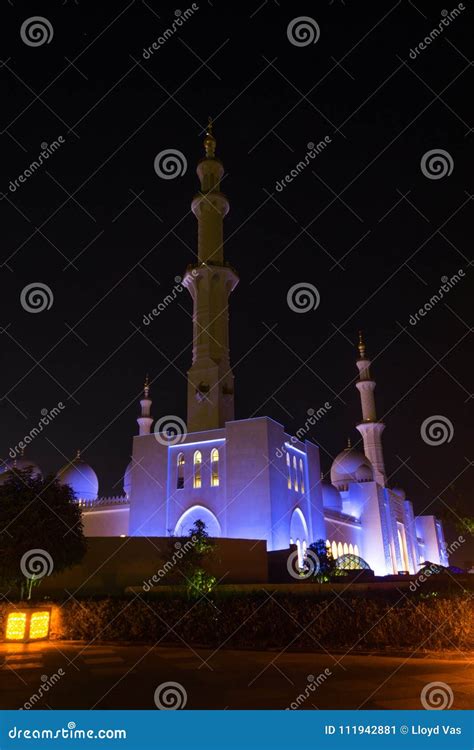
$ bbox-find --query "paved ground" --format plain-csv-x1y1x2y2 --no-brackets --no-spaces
0,641,472,710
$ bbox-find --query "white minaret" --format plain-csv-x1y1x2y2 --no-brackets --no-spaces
183,119,239,432
355,332,386,486
137,375,153,436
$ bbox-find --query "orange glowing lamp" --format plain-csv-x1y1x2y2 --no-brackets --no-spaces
5,608,51,642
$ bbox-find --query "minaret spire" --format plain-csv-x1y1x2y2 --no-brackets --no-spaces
182,122,239,432
137,375,153,436
355,333,386,486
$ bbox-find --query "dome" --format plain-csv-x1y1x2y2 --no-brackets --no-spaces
391,487,406,501
56,455,98,501
321,482,342,512
331,447,373,489
123,459,134,498
0,458,42,482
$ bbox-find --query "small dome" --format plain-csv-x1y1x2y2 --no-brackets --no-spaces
57,455,98,501
123,459,134,498
321,482,343,511
391,487,406,501
331,447,373,489
0,458,42,482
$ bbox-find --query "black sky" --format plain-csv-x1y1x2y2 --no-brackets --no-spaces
1,0,472,557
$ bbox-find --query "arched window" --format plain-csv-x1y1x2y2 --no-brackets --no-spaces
302,540,307,557
338,542,343,558
354,544,360,557
326,539,331,549
210,448,219,487
177,453,185,489
332,541,338,559
193,450,202,489
349,543,354,555
343,542,349,555
286,453,291,489
293,455,298,491
299,459,305,494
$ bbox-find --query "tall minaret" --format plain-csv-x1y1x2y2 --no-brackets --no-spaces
183,119,239,432
137,375,153,436
355,332,386,486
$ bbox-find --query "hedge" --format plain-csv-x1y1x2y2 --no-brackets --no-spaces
1,591,471,651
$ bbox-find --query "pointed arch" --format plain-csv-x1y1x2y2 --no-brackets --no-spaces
299,458,305,494
343,542,349,555
174,504,221,538
338,542,343,558
193,450,202,488
332,541,338,559
210,448,219,487
293,455,298,491
349,543,354,555
177,452,185,490
286,452,291,489
354,544,360,557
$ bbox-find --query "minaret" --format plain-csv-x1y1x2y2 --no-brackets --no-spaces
355,332,386,486
182,119,239,432
137,375,153,436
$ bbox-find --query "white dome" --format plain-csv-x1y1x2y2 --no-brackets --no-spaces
0,458,42,482
391,487,406,501
57,456,98,501
321,482,342,511
331,448,373,489
123,459,134,498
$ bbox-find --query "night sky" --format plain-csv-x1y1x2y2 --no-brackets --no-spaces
1,1,472,559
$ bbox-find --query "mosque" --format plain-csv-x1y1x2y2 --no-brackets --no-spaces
2,125,449,577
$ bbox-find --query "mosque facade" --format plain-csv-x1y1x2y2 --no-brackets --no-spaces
2,125,449,577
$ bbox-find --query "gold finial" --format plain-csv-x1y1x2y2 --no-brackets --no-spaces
358,330,366,359
144,373,150,398
204,116,216,158
76,448,81,460
345,437,352,450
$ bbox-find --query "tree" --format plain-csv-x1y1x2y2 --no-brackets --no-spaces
173,519,217,598
308,539,336,582
0,469,87,599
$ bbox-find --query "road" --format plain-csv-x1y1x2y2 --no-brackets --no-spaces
0,641,472,710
